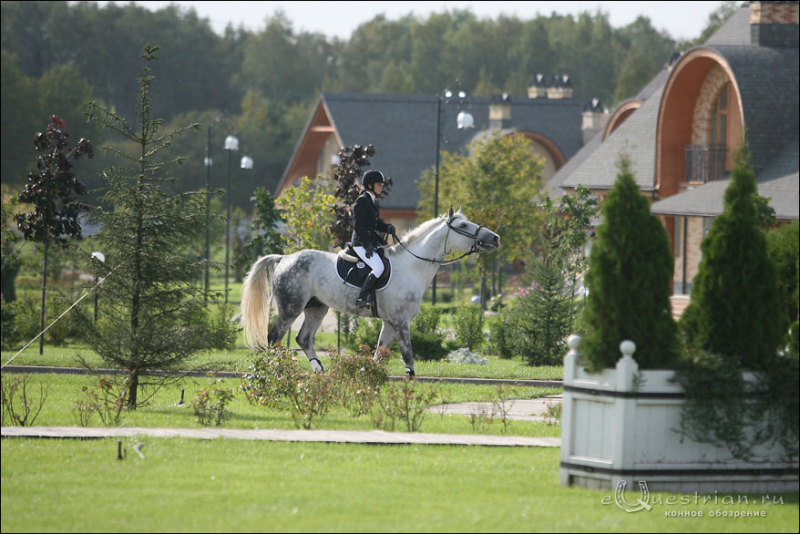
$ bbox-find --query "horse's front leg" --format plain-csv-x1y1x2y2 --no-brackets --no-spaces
394,321,416,380
375,320,397,363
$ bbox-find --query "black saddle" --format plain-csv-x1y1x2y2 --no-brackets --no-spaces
335,246,392,290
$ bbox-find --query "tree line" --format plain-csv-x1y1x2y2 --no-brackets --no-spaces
1,1,736,210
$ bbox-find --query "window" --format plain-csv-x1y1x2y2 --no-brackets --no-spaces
710,84,729,178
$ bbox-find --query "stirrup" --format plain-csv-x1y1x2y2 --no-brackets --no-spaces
356,296,372,309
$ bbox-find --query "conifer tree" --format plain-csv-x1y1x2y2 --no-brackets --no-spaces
681,145,782,369
77,44,226,408
581,154,679,370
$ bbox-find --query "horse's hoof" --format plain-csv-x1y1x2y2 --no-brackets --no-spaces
405,369,416,381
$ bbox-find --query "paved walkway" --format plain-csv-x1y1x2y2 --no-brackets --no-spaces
2,425,560,447
431,396,562,422
1,397,562,447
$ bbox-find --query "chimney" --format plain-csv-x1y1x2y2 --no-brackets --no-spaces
527,73,548,98
547,74,573,99
489,94,512,130
749,1,799,48
582,98,606,144
667,51,683,71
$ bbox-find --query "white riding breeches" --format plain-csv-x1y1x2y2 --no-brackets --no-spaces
352,246,385,278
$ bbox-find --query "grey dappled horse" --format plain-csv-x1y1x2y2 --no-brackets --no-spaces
240,208,500,377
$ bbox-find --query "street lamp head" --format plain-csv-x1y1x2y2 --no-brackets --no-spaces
91,251,105,263
240,156,254,169
457,111,474,129
224,135,239,151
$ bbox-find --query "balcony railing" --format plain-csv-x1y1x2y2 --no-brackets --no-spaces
685,144,727,183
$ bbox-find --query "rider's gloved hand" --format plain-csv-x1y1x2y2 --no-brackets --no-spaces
365,247,374,259
387,224,396,235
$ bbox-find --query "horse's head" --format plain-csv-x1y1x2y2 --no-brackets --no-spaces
446,207,500,252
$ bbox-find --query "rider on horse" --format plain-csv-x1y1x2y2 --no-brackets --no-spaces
351,170,395,309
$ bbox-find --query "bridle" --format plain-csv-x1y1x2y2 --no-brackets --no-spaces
391,216,487,265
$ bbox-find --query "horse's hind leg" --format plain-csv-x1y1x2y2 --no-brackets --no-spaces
295,299,328,373
267,314,295,346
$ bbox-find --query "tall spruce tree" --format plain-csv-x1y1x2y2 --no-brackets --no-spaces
77,44,225,408
581,154,679,371
680,145,782,369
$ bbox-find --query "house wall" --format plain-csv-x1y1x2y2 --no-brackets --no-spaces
671,215,710,294
690,64,743,172
316,135,340,178
528,138,558,181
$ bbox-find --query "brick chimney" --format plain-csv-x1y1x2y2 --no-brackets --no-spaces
749,1,799,48
582,98,606,143
547,74,573,99
489,94,512,130
528,73,548,98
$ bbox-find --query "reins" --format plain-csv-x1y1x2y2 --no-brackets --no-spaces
390,218,482,266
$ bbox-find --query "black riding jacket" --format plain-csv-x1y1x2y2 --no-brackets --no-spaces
351,190,390,252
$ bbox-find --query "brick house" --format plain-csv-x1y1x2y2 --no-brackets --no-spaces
549,1,799,311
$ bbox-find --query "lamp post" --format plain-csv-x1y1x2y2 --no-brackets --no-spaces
203,124,213,301
223,134,239,303
91,251,105,321
432,87,474,305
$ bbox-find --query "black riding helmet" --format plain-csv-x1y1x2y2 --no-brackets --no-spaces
361,169,386,190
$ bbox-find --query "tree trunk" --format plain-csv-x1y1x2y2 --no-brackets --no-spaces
127,371,139,409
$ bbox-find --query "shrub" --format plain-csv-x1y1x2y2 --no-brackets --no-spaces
410,330,448,361
681,146,783,369
581,154,680,371
328,345,390,416
43,292,82,346
207,303,239,350
72,376,129,427
190,380,235,426
241,347,335,429
1,293,40,348
766,220,799,350
454,306,484,351
2,374,48,426
675,146,797,460
412,303,440,334
487,315,513,359
353,317,383,349
371,381,439,432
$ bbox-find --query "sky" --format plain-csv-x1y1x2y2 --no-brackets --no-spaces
112,1,727,42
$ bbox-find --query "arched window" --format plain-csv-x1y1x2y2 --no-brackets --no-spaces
710,84,729,179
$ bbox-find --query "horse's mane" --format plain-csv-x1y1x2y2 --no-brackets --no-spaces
387,211,463,255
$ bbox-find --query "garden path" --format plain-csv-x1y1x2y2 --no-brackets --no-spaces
1,424,560,447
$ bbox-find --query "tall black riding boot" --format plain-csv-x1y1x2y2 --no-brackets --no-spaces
356,273,379,309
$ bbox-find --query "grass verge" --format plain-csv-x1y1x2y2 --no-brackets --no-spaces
2,438,797,533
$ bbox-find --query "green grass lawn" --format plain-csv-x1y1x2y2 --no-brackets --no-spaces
1,373,561,436
2,438,797,533
2,342,562,381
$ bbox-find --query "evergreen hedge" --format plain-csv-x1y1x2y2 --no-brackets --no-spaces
581,154,680,371
680,146,783,369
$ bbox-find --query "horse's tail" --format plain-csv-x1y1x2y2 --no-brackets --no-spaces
240,254,282,349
